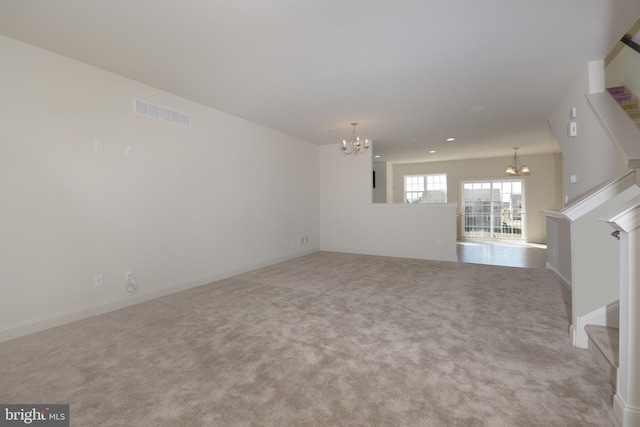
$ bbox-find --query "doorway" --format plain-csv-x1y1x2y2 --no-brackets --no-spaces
461,179,525,240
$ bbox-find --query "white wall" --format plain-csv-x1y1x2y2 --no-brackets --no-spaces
570,207,620,319
545,213,572,286
547,60,636,341
391,153,563,244
319,146,457,262
0,36,320,341
548,67,628,203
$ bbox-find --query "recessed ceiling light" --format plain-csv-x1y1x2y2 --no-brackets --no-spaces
446,137,455,142
429,150,437,154
374,155,381,158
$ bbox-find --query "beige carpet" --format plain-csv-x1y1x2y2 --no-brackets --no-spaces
0,252,614,426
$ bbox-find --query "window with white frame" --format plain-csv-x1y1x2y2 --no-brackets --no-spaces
404,174,447,203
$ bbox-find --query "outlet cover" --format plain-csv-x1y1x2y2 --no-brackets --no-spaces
94,275,104,288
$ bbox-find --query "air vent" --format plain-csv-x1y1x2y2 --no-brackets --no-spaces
133,99,191,128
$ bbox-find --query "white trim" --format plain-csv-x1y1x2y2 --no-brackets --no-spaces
606,198,640,233
573,301,620,349
0,249,317,343
569,324,577,347
459,178,527,240
563,170,637,221
587,60,605,94
614,394,640,427
544,209,565,219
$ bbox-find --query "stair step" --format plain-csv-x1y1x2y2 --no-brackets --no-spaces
607,86,627,94
627,109,640,119
585,325,619,390
606,85,640,125
619,100,640,110
612,93,634,102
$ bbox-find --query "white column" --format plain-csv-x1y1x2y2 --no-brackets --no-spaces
607,202,640,427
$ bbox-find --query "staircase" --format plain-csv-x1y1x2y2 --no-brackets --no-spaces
607,86,640,125
585,324,619,392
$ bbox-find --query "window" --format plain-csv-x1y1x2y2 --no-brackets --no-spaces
404,174,447,203
405,175,425,203
461,179,524,239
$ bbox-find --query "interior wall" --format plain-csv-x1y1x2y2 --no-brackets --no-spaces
606,44,640,96
547,58,638,332
548,66,628,204
545,213,572,285
372,161,387,203
0,35,320,341
391,153,563,244
571,204,623,320
319,146,457,262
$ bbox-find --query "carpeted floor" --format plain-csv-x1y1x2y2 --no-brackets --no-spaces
0,252,614,426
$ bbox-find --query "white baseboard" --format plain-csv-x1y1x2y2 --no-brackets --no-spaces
573,300,620,349
614,394,640,427
545,262,571,291
569,325,577,347
0,249,317,343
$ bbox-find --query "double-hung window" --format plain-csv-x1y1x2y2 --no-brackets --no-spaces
404,174,447,203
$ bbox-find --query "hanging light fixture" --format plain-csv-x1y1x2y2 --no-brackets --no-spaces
340,122,370,156
505,147,531,176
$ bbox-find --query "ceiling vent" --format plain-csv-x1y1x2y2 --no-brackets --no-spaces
133,99,191,128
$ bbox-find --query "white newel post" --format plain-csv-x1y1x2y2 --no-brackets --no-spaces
606,200,640,427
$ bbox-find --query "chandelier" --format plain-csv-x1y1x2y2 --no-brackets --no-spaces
340,122,370,156
505,147,531,176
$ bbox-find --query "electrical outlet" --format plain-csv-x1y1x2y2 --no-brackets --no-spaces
125,146,134,157
94,275,103,288
125,269,133,282
298,236,309,245
94,140,103,153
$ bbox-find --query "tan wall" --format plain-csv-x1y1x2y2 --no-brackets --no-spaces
390,153,563,244
606,44,640,97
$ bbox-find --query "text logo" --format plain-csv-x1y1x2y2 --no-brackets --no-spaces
0,405,68,427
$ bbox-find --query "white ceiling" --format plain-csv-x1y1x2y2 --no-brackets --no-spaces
1,0,639,164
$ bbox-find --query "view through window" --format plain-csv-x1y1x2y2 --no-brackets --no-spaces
404,174,447,203
461,179,524,239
